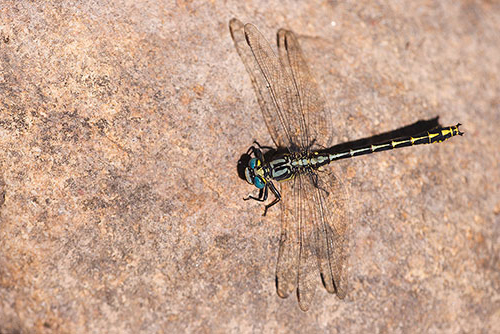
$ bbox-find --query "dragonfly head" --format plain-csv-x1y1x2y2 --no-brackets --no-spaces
245,158,266,189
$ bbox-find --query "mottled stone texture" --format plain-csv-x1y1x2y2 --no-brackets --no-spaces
0,1,499,333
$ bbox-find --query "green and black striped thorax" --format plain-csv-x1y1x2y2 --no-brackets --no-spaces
244,151,329,188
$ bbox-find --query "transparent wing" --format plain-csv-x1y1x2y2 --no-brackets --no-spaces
277,29,334,149
296,173,321,311
275,177,299,299
229,18,294,148
311,170,350,298
276,173,318,311
276,170,349,310
230,18,334,152
243,22,311,151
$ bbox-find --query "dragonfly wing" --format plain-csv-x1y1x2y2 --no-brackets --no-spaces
242,22,306,151
277,29,334,149
229,18,289,148
276,178,299,298
310,170,350,298
276,173,319,311
296,173,321,311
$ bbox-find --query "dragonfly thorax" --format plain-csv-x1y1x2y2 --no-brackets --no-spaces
247,152,330,190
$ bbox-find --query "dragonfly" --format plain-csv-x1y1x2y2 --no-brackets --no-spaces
229,18,463,311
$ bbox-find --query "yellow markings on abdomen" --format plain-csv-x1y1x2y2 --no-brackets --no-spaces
371,143,392,151
323,124,463,164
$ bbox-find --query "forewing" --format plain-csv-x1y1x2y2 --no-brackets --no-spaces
311,170,350,298
229,19,289,148
296,173,322,311
276,178,299,299
276,173,320,311
277,29,334,149
242,22,306,151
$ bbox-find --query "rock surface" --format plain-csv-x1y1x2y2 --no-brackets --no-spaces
0,1,499,333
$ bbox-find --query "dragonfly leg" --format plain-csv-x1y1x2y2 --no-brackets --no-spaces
246,146,265,161
252,140,274,151
311,171,319,186
243,186,268,202
306,138,318,151
262,182,281,216
310,171,330,197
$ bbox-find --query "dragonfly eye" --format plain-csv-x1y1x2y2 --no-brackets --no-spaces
244,167,254,185
253,176,265,189
249,158,260,169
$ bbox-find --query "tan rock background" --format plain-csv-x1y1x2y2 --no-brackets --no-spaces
1,1,499,333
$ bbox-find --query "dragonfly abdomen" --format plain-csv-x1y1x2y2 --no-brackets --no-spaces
326,124,463,163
